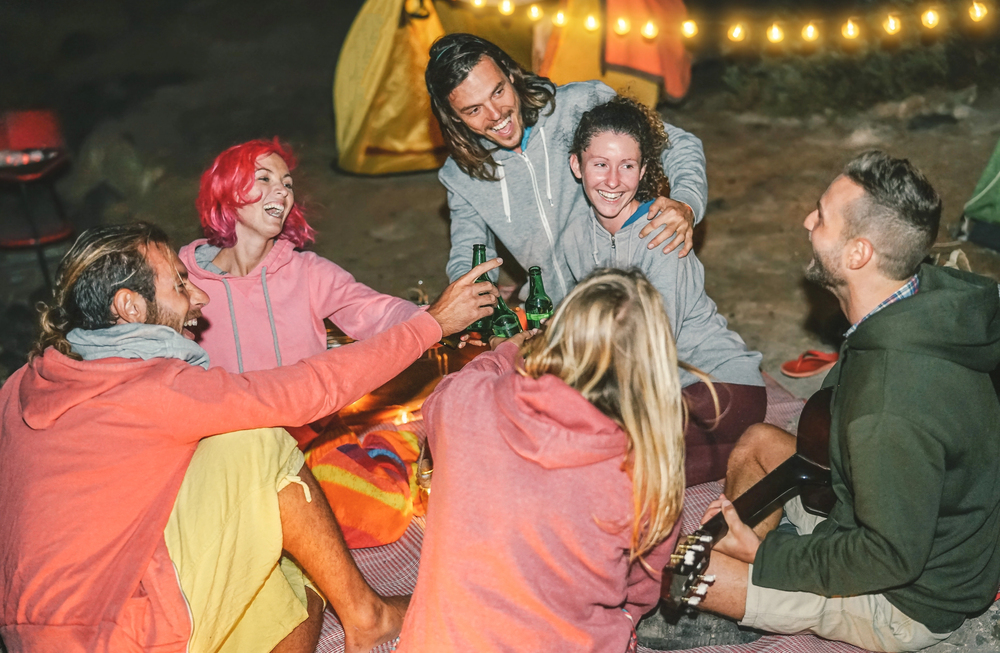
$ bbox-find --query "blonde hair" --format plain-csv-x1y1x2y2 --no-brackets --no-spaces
522,268,700,562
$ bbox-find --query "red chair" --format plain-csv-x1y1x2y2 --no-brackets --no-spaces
0,110,75,292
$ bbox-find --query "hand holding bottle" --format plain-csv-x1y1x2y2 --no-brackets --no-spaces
427,258,502,337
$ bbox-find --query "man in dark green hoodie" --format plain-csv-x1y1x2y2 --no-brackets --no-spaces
694,151,1000,652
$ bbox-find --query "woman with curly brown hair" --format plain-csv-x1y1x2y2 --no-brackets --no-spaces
566,96,767,487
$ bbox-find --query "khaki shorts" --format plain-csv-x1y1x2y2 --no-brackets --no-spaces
164,428,319,653
740,497,953,653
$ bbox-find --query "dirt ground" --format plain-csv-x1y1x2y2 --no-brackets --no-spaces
3,0,1000,396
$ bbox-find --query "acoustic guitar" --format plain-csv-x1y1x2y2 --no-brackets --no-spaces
664,387,836,608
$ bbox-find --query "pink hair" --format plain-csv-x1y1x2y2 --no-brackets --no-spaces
196,138,316,248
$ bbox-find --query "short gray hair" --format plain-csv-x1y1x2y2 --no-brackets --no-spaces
842,151,941,280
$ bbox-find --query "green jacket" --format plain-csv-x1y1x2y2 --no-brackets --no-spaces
754,264,1000,634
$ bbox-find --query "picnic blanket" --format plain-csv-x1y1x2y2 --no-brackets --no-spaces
313,375,872,653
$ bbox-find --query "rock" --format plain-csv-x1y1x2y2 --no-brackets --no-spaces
843,126,885,148
807,114,827,129
907,114,959,131
63,124,164,204
953,105,974,120
734,113,772,127
896,95,928,120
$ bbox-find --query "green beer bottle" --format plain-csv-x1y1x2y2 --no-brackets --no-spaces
524,266,553,329
468,244,492,335
491,293,523,338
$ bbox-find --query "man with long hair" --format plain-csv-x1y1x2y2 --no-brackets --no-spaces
0,223,499,653
695,152,1000,652
425,33,708,305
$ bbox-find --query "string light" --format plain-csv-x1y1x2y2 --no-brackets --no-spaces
767,22,784,43
802,22,819,41
584,14,599,31
641,20,659,39
471,0,485,7
498,0,514,16
682,20,698,38
613,17,631,36
883,13,902,34
553,10,567,26
921,9,940,28
970,2,989,21
527,4,542,21
842,18,860,39
728,23,747,42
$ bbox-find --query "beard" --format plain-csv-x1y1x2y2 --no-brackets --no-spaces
804,245,846,289
146,301,185,335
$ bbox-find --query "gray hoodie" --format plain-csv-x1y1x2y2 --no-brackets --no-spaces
564,207,763,388
441,80,707,305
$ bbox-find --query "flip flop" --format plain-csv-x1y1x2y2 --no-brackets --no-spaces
780,350,839,378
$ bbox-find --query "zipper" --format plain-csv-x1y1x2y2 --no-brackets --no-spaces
518,153,568,296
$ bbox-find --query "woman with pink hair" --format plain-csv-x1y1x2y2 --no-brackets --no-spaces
179,138,423,376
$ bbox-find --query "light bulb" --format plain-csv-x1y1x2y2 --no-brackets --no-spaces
528,4,542,21
842,18,859,39
498,0,514,16
767,23,784,43
471,0,485,7
728,23,746,42
553,10,567,26
641,20,658,39
883,14,901,34
802,22,819,41
922,9,940,28
682,20,698,38
585,15,599,31
613,17,631,36
971,2,989,21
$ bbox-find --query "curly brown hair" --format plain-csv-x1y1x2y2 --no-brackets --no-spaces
30,223,168,361
425,33,555,182
570,96,670,203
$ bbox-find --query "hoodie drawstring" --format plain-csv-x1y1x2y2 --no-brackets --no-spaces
498,164,511,223
539,126,554,207
221,278,245,374
260,266,282,367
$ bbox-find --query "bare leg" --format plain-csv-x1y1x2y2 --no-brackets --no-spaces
278,464,409,653
271,588,324,653
723,423,797,537
696,551,749,620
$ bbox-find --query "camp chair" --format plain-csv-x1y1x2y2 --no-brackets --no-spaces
0,110,75,293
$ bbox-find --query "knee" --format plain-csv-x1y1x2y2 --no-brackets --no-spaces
727,423,779,470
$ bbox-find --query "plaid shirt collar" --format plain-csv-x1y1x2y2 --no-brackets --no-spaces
844,274,920,338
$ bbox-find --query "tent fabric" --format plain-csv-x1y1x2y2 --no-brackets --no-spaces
538,0,691,107
334,0,447,175
965,136,1000,225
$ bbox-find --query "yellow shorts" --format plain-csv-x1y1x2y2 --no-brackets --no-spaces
164,428,318,653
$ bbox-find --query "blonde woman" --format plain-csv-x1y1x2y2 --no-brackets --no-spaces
396,268,697,653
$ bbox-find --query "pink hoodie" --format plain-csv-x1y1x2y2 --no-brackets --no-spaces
178,238,421,373
0,312,441,652
396,343,680,653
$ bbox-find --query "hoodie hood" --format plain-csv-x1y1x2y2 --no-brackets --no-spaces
493,371,626,469
180,237,298,282
849,264,1000,373
17,348,187,430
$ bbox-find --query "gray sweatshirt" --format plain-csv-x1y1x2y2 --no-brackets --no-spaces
442,80,708,305
564,208,763,388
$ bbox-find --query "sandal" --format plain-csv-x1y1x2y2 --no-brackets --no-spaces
780,350,839,378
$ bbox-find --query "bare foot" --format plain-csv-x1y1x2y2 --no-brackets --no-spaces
343,594,410,653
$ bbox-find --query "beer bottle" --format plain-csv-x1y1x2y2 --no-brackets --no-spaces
468,244,492,335
524,266,553,329
491,294,524,338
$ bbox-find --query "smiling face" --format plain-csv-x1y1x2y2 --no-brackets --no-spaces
147,244,209,339
803,175,864,289
448,57,524,150
235,152,294,243
570,131,646,231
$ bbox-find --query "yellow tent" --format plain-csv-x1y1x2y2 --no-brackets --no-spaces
334,0,448,174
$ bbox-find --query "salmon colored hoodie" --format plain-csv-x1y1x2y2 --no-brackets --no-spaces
0,311,441,652
396,343,680,653
178,238,421,373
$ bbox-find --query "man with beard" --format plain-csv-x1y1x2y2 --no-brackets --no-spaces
0,223,499,653
425,33,708,305
690,151,1000,652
